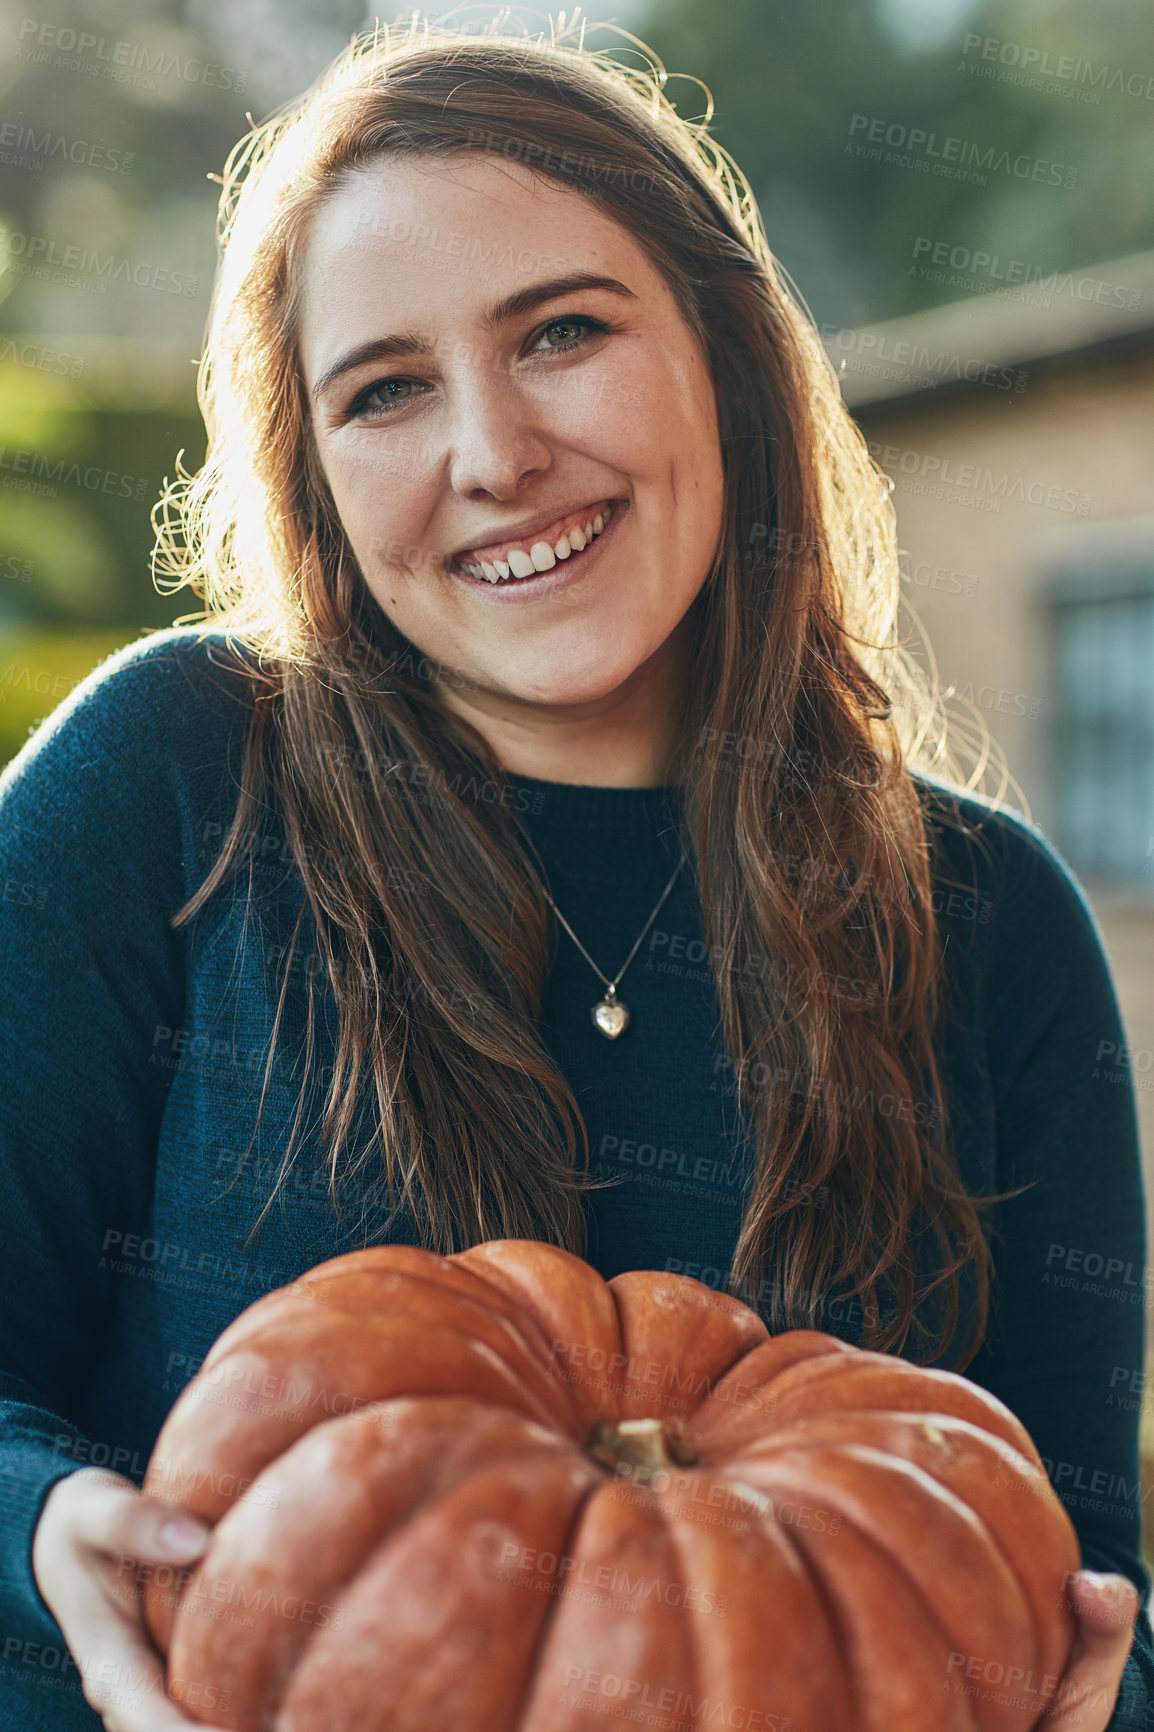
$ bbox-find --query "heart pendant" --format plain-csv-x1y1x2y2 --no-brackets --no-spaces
592,998,630,1039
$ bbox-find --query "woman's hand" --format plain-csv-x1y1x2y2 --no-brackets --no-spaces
31,1464,233,1731
1042,1568,1142,1727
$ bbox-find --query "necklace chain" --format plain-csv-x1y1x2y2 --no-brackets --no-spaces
538,851,687,997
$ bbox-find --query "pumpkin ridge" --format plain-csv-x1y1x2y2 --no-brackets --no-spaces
275,1452,602,1730
651,1475,859,1732
730,1408,1076,1685
501,1462,606,1731
727,1406,1015,1456
729,1440,1041,1696
143,1313,573,1547
203,1250,568,1381
739,1488,863,1727
640,1486,704,1726
779,1505,985,1731
750,1471,985,1728
211,1272,581,1430
245,1309,564,1418
753,1357,1046,1469
326,1293,579,1427
453,1240,627,1426
347,1423,589,1548
270,1437,591,1725
513,1475,700,1730
167,1398,585,1725
394,1261,582,1367
598,1277,754,1431
297,1264,571,1365
687,1332,856,1454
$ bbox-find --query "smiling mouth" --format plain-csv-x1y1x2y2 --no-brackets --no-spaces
448,500,620,585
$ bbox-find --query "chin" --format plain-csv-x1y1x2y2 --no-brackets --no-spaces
503,656,651,709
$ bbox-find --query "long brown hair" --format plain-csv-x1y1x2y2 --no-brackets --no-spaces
154,15,1023,1369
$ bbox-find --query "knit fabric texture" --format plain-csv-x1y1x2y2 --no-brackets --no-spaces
0,627,1150,1728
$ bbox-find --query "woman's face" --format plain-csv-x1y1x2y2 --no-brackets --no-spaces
297,149,725,743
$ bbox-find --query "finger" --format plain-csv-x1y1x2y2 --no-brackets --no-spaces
1041,1576,1140,1728
1070,1571,1141,1636
45,1477,220,1728
79,1510,210,1635
70,1598,227,1732
71,1481,211,1569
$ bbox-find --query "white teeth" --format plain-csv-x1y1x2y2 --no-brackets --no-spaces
459,501,615,583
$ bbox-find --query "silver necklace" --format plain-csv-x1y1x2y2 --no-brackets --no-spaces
537,853,688,1039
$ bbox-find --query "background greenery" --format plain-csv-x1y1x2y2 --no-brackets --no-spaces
2,0,1152,764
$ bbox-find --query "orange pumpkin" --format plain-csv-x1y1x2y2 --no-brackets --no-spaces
141,1239,1080,1731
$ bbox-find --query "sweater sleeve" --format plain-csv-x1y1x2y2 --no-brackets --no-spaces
0,634,189,1661
948,796,1154,1730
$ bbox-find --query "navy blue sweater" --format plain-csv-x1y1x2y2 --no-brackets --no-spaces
1,626,1151,1728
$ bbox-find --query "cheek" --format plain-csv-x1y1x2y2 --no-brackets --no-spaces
324,444,441,576
597,349,717,478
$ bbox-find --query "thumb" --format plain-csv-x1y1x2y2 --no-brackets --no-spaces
147,1506,213,1563
51,1468,212,1566
89,1486,213,1567
1071,1571,1140,1638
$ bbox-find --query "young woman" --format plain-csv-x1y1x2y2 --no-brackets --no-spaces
1,17,1149,1732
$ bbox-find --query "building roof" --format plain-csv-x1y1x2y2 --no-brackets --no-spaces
828,247,1154,412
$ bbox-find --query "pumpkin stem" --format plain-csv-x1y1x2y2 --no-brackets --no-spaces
586,1417,699,1483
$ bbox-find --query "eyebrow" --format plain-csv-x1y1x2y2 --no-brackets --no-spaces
309,272,638,401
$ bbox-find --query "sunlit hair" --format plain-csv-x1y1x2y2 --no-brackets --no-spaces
155,12,1022,1368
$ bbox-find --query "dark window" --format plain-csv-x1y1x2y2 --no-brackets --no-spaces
1048,574,1154,891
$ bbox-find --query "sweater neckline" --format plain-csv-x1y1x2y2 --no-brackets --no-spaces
502,768,682,831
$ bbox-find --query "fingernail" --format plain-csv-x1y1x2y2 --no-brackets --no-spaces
1083,1571,1134,1603
159,1517,210,1556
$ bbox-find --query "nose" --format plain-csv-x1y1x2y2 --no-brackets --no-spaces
444,361,553,500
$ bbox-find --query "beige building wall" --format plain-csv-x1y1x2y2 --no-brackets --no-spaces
854,341,1154,1237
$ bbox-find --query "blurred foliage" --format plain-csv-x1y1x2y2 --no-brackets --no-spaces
0,355,206,629
632,0,1154,326
0,0,1152,638
0,626,136,766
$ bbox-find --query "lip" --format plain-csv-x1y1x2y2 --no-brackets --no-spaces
450,497,619,566
446,498,629,604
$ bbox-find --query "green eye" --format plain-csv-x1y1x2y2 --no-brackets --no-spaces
346,312,609,422
535,315,608,352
